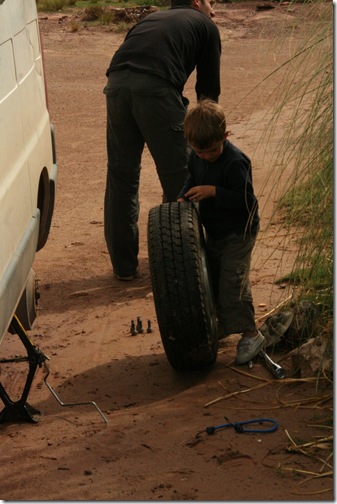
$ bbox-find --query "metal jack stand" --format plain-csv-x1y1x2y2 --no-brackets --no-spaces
0,315,108,424
0,315,47,423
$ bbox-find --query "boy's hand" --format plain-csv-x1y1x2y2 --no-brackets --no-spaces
185,185,216,202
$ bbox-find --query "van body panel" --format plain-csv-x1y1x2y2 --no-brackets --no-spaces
0,211,40,339
0,0,58,342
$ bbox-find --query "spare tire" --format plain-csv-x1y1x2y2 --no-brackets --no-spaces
147,202,218,370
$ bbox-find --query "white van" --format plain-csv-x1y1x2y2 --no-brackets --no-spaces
0,0,58,342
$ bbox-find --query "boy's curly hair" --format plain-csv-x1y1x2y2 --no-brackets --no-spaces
184,99,226,150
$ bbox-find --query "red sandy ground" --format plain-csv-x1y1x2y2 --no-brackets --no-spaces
0,2,333,501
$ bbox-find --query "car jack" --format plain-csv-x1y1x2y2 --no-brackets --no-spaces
0,315,108,424
0,315,46,423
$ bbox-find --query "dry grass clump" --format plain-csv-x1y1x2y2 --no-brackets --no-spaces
204,366,333,494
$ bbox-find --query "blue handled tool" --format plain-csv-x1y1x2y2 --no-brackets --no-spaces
199,416,278,436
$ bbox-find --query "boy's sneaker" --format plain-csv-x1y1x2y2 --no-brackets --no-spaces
235,330,265,365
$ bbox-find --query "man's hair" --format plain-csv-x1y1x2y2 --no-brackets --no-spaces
171,0,197,6
184,99,227,150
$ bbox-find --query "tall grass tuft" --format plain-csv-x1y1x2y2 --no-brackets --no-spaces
260,0,333,323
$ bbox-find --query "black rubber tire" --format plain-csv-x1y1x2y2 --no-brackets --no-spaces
147,202,218,370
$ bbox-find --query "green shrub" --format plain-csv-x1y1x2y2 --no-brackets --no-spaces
37,0,70,11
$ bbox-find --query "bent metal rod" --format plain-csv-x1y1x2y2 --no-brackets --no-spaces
43,359,108,423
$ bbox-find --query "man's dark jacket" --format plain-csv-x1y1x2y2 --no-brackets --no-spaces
106,6,221,101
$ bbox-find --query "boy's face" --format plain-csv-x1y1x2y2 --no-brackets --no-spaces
192,134,227,163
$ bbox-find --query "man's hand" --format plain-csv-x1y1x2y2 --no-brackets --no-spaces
184,185,216,202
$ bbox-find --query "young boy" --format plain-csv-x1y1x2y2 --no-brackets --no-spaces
177,99,265,364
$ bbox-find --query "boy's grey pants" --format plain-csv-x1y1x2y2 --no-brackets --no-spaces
104,69,189,277
206,232,258,336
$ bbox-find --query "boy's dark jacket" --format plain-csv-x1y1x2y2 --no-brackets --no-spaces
178,139,259,238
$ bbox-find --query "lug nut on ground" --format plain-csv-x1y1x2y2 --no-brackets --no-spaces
136,317,144,333
130,320,137,336
130,318,153,335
